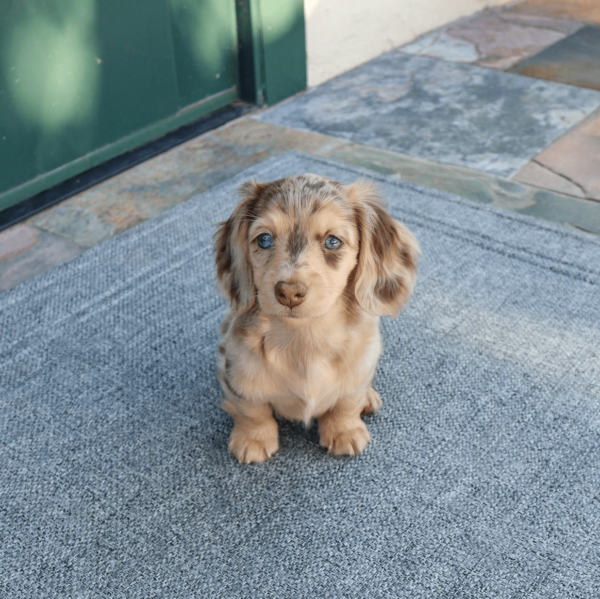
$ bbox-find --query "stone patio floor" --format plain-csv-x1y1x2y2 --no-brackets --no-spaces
1,0,600,292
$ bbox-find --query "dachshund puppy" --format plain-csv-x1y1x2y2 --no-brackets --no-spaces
214,175,418,463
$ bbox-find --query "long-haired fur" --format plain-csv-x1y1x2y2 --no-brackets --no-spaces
214,175,419,463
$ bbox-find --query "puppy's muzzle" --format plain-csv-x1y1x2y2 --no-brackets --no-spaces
274,281,307,308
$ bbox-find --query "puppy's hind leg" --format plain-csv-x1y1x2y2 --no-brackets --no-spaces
362,387,382,415
222,397,279,464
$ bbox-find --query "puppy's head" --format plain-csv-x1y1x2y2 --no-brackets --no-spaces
214,175,418,319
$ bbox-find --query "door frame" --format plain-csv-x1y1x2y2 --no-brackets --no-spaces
237,0,307,106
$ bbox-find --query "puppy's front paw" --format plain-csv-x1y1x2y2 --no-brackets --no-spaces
362,388,382,415
319,419,371,456
228,422,279,464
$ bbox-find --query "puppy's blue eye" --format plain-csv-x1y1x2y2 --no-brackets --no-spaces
257,233,273,249
324,235,342,250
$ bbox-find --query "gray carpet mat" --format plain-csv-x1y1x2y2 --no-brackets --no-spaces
2,153,600,598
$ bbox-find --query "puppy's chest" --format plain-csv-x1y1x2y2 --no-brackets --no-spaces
263,333,340,394
243,325,373,417
223,312,380,420
261,341,343,420
233,324,344,394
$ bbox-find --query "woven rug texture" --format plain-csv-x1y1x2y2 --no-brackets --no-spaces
1,153,600,598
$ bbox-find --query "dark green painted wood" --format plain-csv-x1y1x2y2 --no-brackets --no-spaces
169,0,239,107
260,0,307,105
0,88,236,212
0,0,180,196
0,0,305,212
235,0,265,105
235,0,306,106
0,0,242,211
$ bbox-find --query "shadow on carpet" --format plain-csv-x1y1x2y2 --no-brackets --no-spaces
1,153,599,598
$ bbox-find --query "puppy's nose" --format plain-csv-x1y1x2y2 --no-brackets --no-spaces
274,281,307,308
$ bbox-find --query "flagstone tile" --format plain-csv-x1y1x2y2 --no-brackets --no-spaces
27,136,269,240
512,161,586,198
513,109,600,201
31,205,117,248
209,115,348,156
65,137,264,235
259,52,600,177
493,10,584,34
0,224,40,263
506,0,600,25
402,9,580,70
510,25,600,91
0,230,84,292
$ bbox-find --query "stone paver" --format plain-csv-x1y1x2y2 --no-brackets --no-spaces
54,136,264,240
259,52,600,177
0,224,40,263
493,9,583,33
213,120,600,235
210,115,347,157
514,108,600,201
200,118,600,235
323,133,600,235
31,205,117,248
512,161,586,198
510,25,600,91
401,9,580,70
506,0,600,25
0,230,84,291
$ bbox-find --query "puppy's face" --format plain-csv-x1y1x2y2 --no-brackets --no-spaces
215,174,418,320
247,178,359,319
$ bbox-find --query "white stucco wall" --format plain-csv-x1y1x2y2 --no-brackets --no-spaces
304,0,513,86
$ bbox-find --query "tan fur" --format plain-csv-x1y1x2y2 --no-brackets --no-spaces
214,175,419,463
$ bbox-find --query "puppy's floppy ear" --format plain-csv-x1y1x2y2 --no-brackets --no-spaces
348,180,419,318
214,180,266,312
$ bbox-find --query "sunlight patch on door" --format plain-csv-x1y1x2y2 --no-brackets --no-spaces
5,0,100,132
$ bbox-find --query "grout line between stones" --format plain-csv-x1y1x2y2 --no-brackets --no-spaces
531,158,589,199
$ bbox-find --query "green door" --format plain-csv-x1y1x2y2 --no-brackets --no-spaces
0,0,239,211
169,0,238,108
